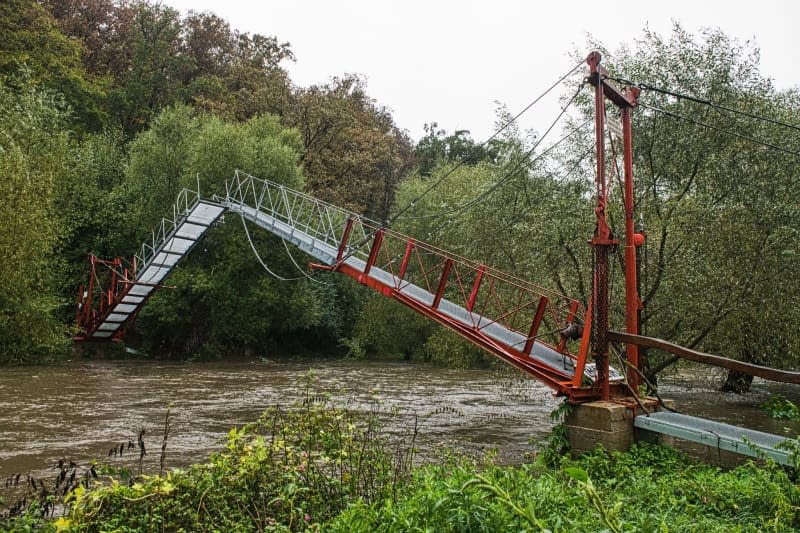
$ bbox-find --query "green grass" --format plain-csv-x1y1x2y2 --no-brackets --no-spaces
328,444,799,532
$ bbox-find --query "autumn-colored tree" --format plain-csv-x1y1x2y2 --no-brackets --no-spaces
287,75,413,221
39,0,135,78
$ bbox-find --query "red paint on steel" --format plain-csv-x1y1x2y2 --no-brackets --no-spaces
316,222,600,399
432,259,453,309
466,265,485,312
572,299,593,388
398,239,415,280
621,92,641,389
589,51,613,401
363,228,385,277
336,218,354,262
524,296,549,355
586,51,640,400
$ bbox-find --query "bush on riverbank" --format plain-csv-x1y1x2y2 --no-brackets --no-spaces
4,404,799,532
43,397,415,532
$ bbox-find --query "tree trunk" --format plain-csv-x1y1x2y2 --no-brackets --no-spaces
720,369,754,393
720,346,760,393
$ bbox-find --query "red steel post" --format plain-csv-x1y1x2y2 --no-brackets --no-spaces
621,92,641,389
432,259,453,309
523,296,549,355
363,229,385,276
398,239,415,280
466,265,485,312
587,51,612,401
336,218,355,263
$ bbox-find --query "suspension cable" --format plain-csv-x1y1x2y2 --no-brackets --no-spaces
240,214,303,281
281,238,327,284
400,82,588,226
605,76,800,134
639,103,800,158
424,130,593,242
389,60,585,224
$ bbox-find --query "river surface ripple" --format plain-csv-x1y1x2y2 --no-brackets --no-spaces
1,359,799,483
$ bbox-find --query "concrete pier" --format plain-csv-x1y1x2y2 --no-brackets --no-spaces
565,399,665,455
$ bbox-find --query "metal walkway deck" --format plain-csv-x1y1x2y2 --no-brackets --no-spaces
229,201,606,383
78,170,624,397
635,411,793,465
77,192,225,340
222,171,623,390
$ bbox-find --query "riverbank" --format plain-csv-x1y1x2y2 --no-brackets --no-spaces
4,398,798,532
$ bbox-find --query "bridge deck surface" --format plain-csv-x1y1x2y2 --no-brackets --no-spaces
635,411,793,465
230,201,622,383
88,200,225,339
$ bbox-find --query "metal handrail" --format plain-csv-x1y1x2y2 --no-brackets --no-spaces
133,187,201,274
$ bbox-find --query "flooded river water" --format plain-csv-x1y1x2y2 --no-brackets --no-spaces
1,359,799,484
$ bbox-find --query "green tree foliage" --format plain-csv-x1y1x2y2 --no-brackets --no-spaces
52,130,129,316
414,122,503,176
42,1,295,134
40,0,136,78
0,80,71,361
119,107,345,357
287,75,414,221
0,0,106,130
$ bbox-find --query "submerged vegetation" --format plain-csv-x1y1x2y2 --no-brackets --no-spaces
763,394,800,420
2,395,798,532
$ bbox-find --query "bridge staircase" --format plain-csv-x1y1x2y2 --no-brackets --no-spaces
74,189,225,341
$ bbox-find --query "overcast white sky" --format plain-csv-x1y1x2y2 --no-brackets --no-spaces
164,0,798,141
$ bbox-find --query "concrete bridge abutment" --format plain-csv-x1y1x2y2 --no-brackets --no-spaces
565,399,671,455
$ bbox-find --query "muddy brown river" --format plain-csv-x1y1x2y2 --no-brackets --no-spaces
1,359,799,485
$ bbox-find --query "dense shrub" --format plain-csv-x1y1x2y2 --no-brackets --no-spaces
12,395,415,532
328,444,800,532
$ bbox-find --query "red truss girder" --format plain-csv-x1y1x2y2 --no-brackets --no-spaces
315,221,625,400
74,254,141,342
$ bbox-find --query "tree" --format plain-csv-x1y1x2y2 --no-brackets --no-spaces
0,80,72,361
0,0,107,130
119,108,348,357
414,122,503,176
39,0,136,79
106,2,191,133
287,75,413,221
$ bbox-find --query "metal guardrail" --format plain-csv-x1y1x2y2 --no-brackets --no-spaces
219,170,376,264
635,411,793,466
134,187,202,274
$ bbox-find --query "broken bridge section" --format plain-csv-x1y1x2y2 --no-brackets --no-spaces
74,170,796,465
76,171,622,398
75,190,225,341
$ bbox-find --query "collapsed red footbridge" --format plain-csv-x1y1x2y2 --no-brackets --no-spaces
75,170,624,401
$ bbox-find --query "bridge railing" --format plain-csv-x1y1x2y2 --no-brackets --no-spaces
223,170,591,387
223,170,377,259
352,221,589,365
133,187,201,274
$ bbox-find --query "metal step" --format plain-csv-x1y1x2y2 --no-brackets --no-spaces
635,411,793,465
88,199,225,339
